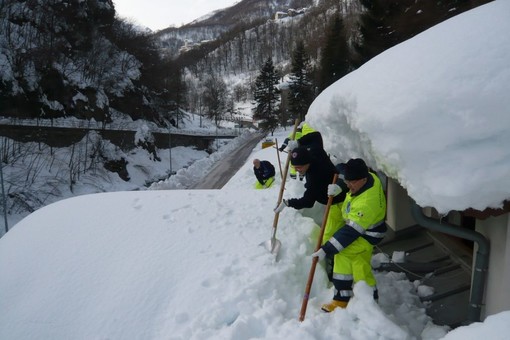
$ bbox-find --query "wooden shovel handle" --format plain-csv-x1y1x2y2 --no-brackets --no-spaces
275,139,283,179
299,173,339,321
271,119,300,239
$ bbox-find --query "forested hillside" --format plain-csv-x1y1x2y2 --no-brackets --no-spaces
161,0,491,121
1,0,491,125
0,0,184,126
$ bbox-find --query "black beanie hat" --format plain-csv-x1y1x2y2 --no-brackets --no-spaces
290,147,311,166
343,158,369,181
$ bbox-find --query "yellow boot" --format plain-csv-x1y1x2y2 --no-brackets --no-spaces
321,300,348,312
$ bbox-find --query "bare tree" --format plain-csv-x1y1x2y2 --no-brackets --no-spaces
202,73,228,127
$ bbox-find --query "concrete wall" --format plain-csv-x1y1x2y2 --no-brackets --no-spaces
0,124,234,151
386,178,415,232
476,214,510,319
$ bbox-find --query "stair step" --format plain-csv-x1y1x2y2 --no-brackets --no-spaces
421,284,471,302
424,290,470,328
376,261,453,273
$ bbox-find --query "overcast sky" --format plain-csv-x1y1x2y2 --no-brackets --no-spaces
113,0,239,30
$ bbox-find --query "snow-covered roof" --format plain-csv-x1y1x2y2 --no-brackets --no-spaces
307,0,510,214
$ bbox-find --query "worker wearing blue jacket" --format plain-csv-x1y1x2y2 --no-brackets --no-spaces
253,159,275,189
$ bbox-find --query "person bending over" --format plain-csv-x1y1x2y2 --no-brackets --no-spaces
253,159,276,189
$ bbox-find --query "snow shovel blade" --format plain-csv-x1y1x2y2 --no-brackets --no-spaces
262,238,281,255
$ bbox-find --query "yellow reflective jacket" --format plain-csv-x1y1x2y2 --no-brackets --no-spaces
300,122,315,136
322,172,387,256
288,122,315,141
343,172,386,241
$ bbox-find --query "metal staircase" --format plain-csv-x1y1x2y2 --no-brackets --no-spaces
375,226,473,328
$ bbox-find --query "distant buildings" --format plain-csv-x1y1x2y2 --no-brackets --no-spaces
274,8,306,20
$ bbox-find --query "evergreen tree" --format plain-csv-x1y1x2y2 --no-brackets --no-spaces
253,57,280,134
288,41,314,122
353,0,472,67
318,15,351,92
353,0,397,67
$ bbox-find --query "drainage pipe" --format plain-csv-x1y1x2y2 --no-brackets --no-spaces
410,200,490,324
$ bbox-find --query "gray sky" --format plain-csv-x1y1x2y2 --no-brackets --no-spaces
113,0,239,31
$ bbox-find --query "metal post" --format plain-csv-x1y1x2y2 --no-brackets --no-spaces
0,139,8,234
168,127,175,176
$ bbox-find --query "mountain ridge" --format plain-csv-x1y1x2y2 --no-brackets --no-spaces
155,0,315,58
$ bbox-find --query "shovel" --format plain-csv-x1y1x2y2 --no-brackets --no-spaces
264,225,282,255
262,119,300,256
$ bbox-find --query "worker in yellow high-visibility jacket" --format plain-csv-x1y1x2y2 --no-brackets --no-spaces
312,158,387,312
278,122,322,180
